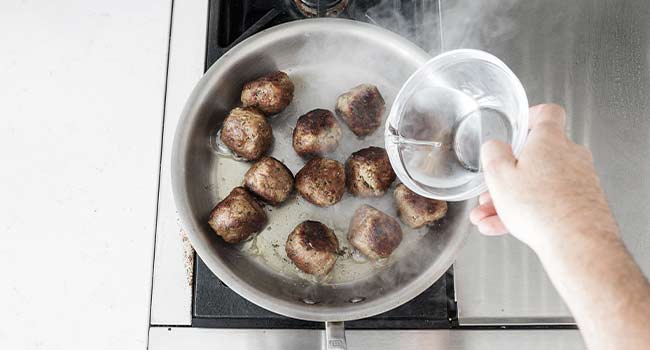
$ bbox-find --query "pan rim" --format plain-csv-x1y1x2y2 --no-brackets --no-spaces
171,17,470,322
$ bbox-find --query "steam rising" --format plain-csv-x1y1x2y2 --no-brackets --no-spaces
357,0,443,54
440,0,519,49
353,0,521,53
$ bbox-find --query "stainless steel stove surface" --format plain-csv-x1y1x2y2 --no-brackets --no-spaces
193,0,454,329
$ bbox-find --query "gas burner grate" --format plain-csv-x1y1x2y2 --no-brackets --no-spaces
293,0,350,17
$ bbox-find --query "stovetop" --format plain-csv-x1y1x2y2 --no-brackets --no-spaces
205,0,442,69
193,0,452,329
194,258,455,328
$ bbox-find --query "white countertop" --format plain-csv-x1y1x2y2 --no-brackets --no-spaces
0,1,172,349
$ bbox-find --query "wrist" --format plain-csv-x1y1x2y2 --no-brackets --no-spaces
524,202,619,258
532,222,620,263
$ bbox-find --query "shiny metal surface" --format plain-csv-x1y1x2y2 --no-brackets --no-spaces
325,322,346,350
172,18,473,323
149,327,585,350
445,0,650,323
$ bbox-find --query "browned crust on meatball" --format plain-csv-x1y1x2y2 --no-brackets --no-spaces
208,187,267,243
394,184,448,229
241,71,294,115
243,157,294,205
335,84,385,137
220,107,273,161
285,220,339,275
345,146,396,197
295,157,346,207
348,205,402,259
292,109,342,157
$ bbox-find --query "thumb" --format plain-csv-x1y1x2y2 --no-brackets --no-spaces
481,139,515,191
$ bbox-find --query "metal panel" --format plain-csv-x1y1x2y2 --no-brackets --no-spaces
443,0,650,323
148,327,585,350
150,0,208,325
451,329,585,350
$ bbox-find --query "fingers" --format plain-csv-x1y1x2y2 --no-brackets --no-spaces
469,201,497,224
477,215,509,236
470,202,509,236
479,192,492,205
529,103,566,131
481,139,515,175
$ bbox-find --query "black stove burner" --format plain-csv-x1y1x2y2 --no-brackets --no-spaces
194,257,455,328
195,0,450,329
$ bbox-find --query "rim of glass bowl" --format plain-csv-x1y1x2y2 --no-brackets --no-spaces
385,49,529,201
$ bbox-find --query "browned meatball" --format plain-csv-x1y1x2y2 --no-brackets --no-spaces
345,146,396,197
208,187,267,243
335,84,385,137
394,184,448,229
285,220,339,276
243,157,294,205
220,107,273,161
241,71,294,115
292,109,342,157
295,157,346,207
348,205,402,260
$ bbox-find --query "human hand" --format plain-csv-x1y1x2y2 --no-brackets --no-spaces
469,104,618,253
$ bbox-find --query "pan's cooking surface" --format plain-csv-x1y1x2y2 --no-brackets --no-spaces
172,19,473,322
213,64,433,284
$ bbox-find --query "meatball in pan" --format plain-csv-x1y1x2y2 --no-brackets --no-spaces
292,109,342,157
286,220,339,276
220,107,273,161
394,184,448,229
241,71,294,115
295,157,346,207
208,187,267,243
243,157,294,205
336,84,385,137
345,146,396,197
348,205,402,260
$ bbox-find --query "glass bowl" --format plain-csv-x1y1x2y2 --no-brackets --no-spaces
385,49,529,201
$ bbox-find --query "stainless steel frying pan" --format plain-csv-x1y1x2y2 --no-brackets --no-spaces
172,18,472,349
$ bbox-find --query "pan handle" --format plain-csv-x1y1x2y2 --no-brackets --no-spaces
325,321,347,350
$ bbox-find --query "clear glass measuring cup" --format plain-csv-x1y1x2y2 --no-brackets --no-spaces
385,49,529,201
